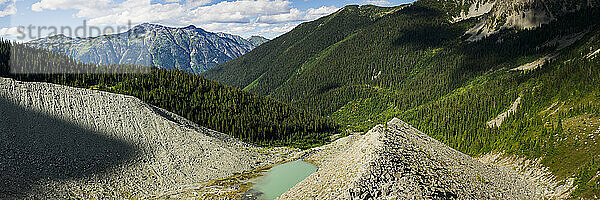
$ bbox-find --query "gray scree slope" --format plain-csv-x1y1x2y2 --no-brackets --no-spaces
0,78,275,199
280,118,542,200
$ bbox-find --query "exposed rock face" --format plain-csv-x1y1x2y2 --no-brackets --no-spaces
280,118,543,199
27,24,263,73
451,0,596,41
487,96,521,127
0,78,283,199
247,36,270,47
452,0,497,22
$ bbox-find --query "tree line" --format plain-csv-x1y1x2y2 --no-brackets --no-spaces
0,40,341,149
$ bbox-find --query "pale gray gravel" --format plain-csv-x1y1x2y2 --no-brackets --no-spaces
280,118,543,200
0,78,287,199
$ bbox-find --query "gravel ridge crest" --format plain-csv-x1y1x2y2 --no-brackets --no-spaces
280,118,542,200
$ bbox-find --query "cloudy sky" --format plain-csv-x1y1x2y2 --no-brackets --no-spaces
0,0,414,41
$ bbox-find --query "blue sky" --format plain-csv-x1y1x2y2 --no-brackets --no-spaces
0,0,415,41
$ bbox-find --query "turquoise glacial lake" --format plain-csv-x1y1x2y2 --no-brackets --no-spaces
252,160,317,200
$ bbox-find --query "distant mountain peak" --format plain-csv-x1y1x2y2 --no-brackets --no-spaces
28,23,262,73
248,35,268,40
48,33,71,39
134,22,158,29
184,24,197,29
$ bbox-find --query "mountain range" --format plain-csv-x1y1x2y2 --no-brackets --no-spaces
27,23,268,73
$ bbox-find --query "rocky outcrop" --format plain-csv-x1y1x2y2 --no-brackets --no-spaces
587,48,600,59
280,118,543,199
0,78,286,199
27,24,264,73
450,0,597,41
478,152,576,199
487,96,521,127
452,0,497,23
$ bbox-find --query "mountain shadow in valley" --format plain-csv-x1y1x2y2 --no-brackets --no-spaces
0,97,139,198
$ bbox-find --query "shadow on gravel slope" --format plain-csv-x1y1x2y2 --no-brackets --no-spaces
0,97,139,198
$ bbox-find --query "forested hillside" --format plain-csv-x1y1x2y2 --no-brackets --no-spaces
0,40,340,149
204,5,404,94
205,0,600,197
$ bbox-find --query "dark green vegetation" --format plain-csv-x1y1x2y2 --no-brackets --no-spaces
0,40,340,149
205,1,600,197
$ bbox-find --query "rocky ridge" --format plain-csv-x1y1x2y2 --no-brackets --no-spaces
450,0,597,41
0,78,289,199
280,118,550,199
27,24,267,73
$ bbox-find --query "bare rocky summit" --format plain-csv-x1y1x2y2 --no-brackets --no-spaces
0,78,289,199
280,118,545,200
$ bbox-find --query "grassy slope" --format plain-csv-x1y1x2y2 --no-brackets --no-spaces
205,1,600,197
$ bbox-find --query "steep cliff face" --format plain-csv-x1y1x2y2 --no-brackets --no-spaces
27,23,263,73
247,36,270,47
0,78,287,199
451,0,597,40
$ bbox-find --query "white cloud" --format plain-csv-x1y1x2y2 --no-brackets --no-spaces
0,26,24,39
256,5,336,23
304,6,339,20
258,22,297,34
202,22,258,34
364,0,392,5
32,0,191,25
0,0,19,17
86,0,189,26
187,0,292,24
256,8,304,24
201,21,299,38
29,0,338,37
